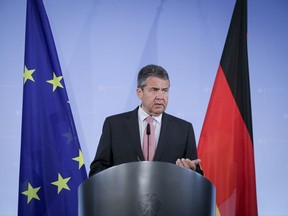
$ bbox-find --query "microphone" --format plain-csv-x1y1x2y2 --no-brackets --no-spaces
146,123,151,135
146,123,150,160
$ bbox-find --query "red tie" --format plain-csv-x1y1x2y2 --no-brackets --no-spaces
143,116,155,161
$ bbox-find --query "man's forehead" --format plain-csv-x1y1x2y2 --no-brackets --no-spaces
146,76,169,87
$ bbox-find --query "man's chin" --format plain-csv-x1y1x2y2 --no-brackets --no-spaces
152,108,165,115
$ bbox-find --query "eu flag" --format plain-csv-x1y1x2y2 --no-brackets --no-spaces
18,0,87,215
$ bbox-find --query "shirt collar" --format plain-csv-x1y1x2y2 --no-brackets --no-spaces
138,105,162,124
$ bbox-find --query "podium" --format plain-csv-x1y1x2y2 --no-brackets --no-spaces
78,161,215,216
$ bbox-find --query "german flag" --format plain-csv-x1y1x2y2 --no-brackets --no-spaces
198,0,258,215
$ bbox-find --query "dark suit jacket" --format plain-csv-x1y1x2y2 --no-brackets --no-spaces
89,107,202,177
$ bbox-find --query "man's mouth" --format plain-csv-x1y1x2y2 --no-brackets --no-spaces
154,103,164,107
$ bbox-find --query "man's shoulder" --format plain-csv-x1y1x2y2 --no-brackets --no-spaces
163,112,191,126
106,108,138,120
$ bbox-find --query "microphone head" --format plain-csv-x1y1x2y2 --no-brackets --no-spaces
146,123,151,135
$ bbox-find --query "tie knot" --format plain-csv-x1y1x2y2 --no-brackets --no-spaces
146,116,154,124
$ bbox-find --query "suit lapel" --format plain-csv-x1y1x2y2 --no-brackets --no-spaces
125,108,145,161
154,112,171,161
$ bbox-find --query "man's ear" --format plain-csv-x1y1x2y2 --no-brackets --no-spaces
137,87,143,99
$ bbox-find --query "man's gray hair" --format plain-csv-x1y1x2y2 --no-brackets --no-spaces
137,64,170,89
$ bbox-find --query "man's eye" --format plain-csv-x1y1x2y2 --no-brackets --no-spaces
162,89,168,93
151,88,158,92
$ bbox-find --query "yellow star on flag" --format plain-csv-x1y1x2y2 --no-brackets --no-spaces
72,150,85,169
51,173,71,194
46,72,64,92
23,66,35,84
22,182,41,204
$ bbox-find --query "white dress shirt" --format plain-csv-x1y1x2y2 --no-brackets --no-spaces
138,106,162,150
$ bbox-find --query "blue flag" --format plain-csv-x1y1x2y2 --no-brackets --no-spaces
18,0,87,215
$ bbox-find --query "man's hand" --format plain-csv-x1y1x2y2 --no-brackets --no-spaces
176,158,201,171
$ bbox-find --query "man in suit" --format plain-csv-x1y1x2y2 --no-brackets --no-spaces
89,64,202,177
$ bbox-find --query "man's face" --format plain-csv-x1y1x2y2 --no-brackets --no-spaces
137,76,169,116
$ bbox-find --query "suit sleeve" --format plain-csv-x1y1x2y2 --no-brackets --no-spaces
89,118,112,177
186,123,204,176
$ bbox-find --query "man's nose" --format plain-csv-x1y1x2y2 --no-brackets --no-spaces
155,90,165,98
